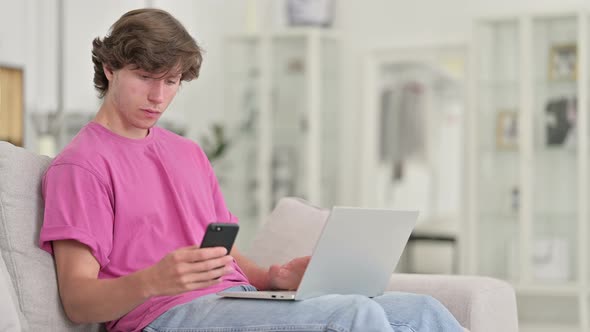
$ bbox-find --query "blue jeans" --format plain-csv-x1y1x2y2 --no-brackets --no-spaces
143,285,464,332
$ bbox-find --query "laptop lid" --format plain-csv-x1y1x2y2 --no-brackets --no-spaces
294,207,418,300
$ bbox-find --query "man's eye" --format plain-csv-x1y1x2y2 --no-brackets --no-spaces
166,80,178,85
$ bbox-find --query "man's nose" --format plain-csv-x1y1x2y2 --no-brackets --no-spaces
147,80,165,104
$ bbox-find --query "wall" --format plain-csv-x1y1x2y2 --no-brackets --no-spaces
0,0,57,148
0,1,28,70
63,0,145,113
0,0,248,151
153,0,249,138
2,0,590,203
61,0,248,137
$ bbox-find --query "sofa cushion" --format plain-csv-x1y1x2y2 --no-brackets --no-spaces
0,141,101,331
0,250,21,331
246,197,330,267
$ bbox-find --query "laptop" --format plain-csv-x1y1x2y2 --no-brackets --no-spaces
218,206,418,301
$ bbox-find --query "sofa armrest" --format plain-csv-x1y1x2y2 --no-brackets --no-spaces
387,273,518,332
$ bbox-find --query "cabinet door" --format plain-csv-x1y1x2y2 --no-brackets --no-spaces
319,36,339,207
222,38,261,245
531,16,578,284
271,35,309,206
475,20,521,280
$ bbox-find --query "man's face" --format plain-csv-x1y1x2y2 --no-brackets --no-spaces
104,65,181,132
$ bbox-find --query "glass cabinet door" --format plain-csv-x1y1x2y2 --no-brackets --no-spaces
531,16,579,284
587,14,590,289
319,36,339,207
222,38,261,245
224,32,340,241
476,20,521,280
472,14,588,330
271,36,309,207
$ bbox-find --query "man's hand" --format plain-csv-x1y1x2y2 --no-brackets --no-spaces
267,256,311,291
141,246,235,298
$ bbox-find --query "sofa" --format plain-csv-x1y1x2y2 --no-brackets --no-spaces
0,141,519,331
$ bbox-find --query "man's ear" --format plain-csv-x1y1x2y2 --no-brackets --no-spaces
103,64,114,81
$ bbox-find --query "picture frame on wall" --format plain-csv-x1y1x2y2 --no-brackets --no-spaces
548,43,577,81
496,110,518,149
286,0,335,27
545,96,577,147
0,66,24,147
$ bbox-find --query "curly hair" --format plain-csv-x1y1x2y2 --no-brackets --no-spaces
91,8,203,98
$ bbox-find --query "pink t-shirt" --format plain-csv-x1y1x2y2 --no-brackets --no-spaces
39,122,249,332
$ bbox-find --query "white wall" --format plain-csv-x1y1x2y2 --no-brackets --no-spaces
2,0,590,203
0,0,30,148
152,0,249,138
0,0,247,150
0,0,58,148
63,0,145,113
0,0,147,150
0,1,27,68
59,0,248,129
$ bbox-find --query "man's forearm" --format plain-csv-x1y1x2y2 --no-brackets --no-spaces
55,241,232,324
60,269,151,324
231,249,271,290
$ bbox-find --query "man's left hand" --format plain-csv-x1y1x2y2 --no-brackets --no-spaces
267,256,311,290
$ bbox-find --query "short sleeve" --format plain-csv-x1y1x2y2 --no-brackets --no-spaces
39,163,115,268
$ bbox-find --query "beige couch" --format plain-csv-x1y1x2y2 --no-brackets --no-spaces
0,141,518,331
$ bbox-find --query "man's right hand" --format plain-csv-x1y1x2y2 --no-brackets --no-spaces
141,246,235,298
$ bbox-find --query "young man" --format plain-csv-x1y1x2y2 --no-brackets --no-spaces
39,8,464,332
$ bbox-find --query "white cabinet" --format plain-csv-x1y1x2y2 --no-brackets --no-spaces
467,13,590,331
221,29,340,249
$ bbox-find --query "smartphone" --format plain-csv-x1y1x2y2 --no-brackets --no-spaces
200,223,239,255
